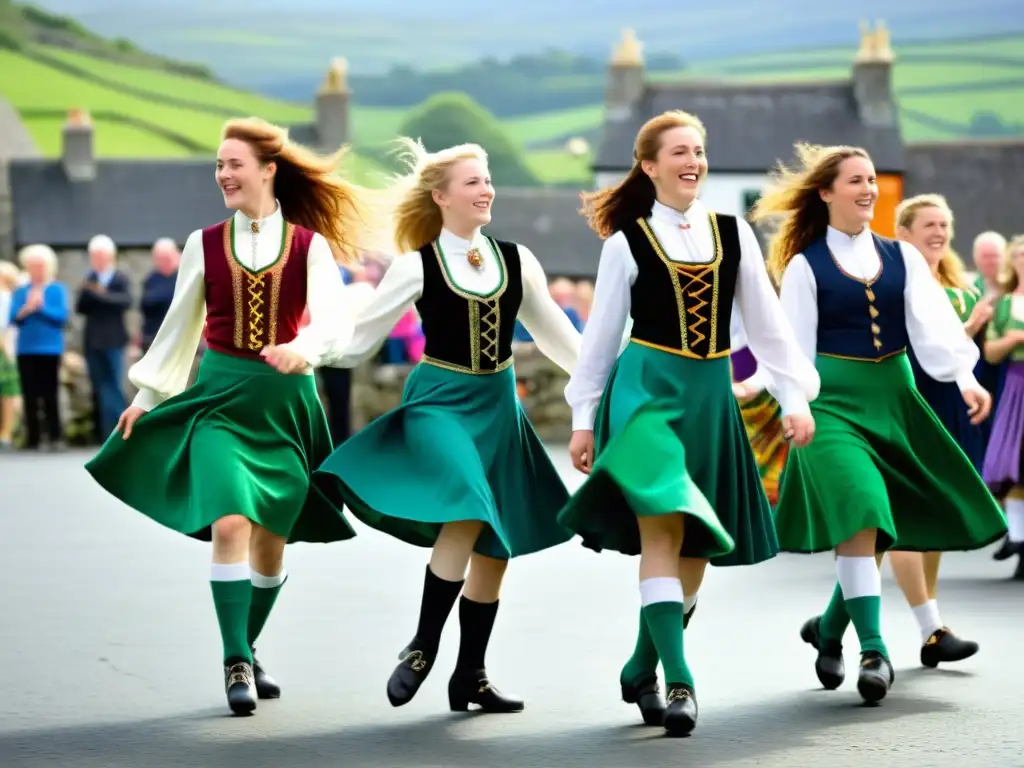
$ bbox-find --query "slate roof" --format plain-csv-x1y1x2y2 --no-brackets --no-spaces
595,80,905,174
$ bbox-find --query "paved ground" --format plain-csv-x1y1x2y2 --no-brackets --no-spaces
1,447,1022,768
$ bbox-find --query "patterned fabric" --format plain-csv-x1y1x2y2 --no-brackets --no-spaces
738,391,788,507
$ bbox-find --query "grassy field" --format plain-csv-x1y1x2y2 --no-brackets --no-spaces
3,32,1024,187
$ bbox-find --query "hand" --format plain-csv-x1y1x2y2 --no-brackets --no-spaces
568,429,595,475
962,387,992,425
260,345,309,374
732,381,758,402
26,288,43,309
782,413,815,447
970,300,994,326
1009,329,1024,345
115,406,147,439
83,280,104,293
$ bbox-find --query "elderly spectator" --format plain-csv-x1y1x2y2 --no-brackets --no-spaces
9,245,69,451
973,231,1008,299
76,234,132,443
140,237,180,354
0,261,23,449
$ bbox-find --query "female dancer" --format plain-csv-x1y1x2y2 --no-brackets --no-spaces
558,110,819,737
312,139,582,714
749,144,1007,705
982,235,1024,579
85,117,381,715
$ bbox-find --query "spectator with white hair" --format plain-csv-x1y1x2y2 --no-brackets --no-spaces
0,260,23,449
972,230,1008,300
140,237,181,354
76,234,132,442
9,245,70,450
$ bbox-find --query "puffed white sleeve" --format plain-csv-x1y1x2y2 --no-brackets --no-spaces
733,220,820,415
900,241,981,392
129,230,207,411
280,233,355,368
326,252,424,368
515,244,581,374
563,232,638,431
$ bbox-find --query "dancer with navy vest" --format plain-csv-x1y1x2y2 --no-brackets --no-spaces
85,117,381,715
749,144,1007,705
312,139,581,714
558,110,819,736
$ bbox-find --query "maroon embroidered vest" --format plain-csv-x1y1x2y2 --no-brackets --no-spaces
202,218,312,360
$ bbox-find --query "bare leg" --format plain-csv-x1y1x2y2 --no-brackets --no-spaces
678,556,707,623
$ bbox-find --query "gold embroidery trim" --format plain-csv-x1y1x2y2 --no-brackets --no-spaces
223,221,295,351
630,337,731,359
817,347,906,363
421,354,513,375
636,214,724,356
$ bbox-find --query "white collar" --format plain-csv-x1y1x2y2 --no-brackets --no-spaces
826,224,871,247
234,199,282,231
438,227,483,251
651,198,704,226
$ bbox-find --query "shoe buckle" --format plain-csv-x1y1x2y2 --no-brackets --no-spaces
667,687,690,703
405,649,428,672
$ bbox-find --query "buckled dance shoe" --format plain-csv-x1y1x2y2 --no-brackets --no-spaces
800,615,845,689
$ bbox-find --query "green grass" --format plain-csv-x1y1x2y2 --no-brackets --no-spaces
524,148,593,185
21,114,195,157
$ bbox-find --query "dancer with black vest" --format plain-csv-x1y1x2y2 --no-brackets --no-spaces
313,139,581,714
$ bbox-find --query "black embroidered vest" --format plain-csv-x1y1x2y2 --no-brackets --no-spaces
623,212,741,359
415,236,523,374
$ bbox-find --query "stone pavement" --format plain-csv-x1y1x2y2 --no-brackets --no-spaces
1,448,1021,767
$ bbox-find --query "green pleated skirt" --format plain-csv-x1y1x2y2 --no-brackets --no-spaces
557,342,778,565
311,361,573,560
774,352,1007,553
85,349,355,543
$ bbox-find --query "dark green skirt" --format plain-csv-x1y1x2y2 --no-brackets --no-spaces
557,342,777,565
774,352,1007,553
311,361,572,560
85,349,354,543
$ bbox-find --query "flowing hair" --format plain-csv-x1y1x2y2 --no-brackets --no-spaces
221,117,389,264
1000,235,1024,293
894,193,969,291
580,110,707,239
749,143,871,284
383,137,489,253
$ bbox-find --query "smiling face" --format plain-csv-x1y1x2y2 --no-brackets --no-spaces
215,138,276,214
820,155,878,230
898,204,951,269
640,125,708,209
432,157,494,230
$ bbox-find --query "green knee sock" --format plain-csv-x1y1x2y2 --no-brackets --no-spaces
620,608,660,684
642,601,693,688
248,573,287,647
211,578,253,664
819,581,851,642
844,595,888,658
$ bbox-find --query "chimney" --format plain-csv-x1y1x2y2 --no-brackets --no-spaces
605,29,645,122
61,108,96,182
852,20,897,127
316,57,351,152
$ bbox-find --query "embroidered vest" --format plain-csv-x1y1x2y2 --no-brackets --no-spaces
202,218,311,360
803,233,908,361
623,212,741,359
415,236,523,374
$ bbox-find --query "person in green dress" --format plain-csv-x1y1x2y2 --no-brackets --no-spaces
84,117,386,715
557,110,819,737
749,144,1007,705
312,138,582,714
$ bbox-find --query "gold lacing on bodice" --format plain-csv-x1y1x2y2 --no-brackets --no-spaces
223,220,294,351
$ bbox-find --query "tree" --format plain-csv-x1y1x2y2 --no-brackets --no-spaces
396,92,538,186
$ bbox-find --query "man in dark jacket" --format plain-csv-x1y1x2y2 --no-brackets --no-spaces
76,234,132,443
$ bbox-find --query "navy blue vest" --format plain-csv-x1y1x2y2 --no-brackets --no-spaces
804,233,908,361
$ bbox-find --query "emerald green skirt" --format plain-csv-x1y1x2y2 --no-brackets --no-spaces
557,342,777,565
85,349,354,543
311,361,573,560
774,352,1007,553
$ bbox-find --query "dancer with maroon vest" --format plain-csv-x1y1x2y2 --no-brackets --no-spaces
85,117,386,716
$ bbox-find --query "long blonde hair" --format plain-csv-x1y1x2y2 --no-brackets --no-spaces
893,193,968,290
1000,235,1024,293
749,143,871,284
221,117,387,264
386,138,489,253
580,110,707,239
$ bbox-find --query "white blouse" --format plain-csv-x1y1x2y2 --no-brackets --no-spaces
326,228,581,373
777,226,981,392
564,199,820,431
130,205,354,411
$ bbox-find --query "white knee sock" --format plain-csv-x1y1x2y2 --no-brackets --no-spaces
1006,499,1024,543
911,599,943,643
640,576,684,606
835,555,881,599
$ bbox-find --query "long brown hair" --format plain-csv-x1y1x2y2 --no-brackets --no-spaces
221,117,388,264
894,193,969,291
1000,235,1024,293
580,110,707,239
749,143,871,284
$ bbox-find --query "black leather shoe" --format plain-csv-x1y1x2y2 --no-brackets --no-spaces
992,536,1020,561
224,660,257,715
684,602,697,629
387,646,435,707
448,668,524,713
856,651,894,704
250,647,281,699
663,683,698,737
1014,556,1024,581
621,672,666,726
920,628,978,668
800,616,845,689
